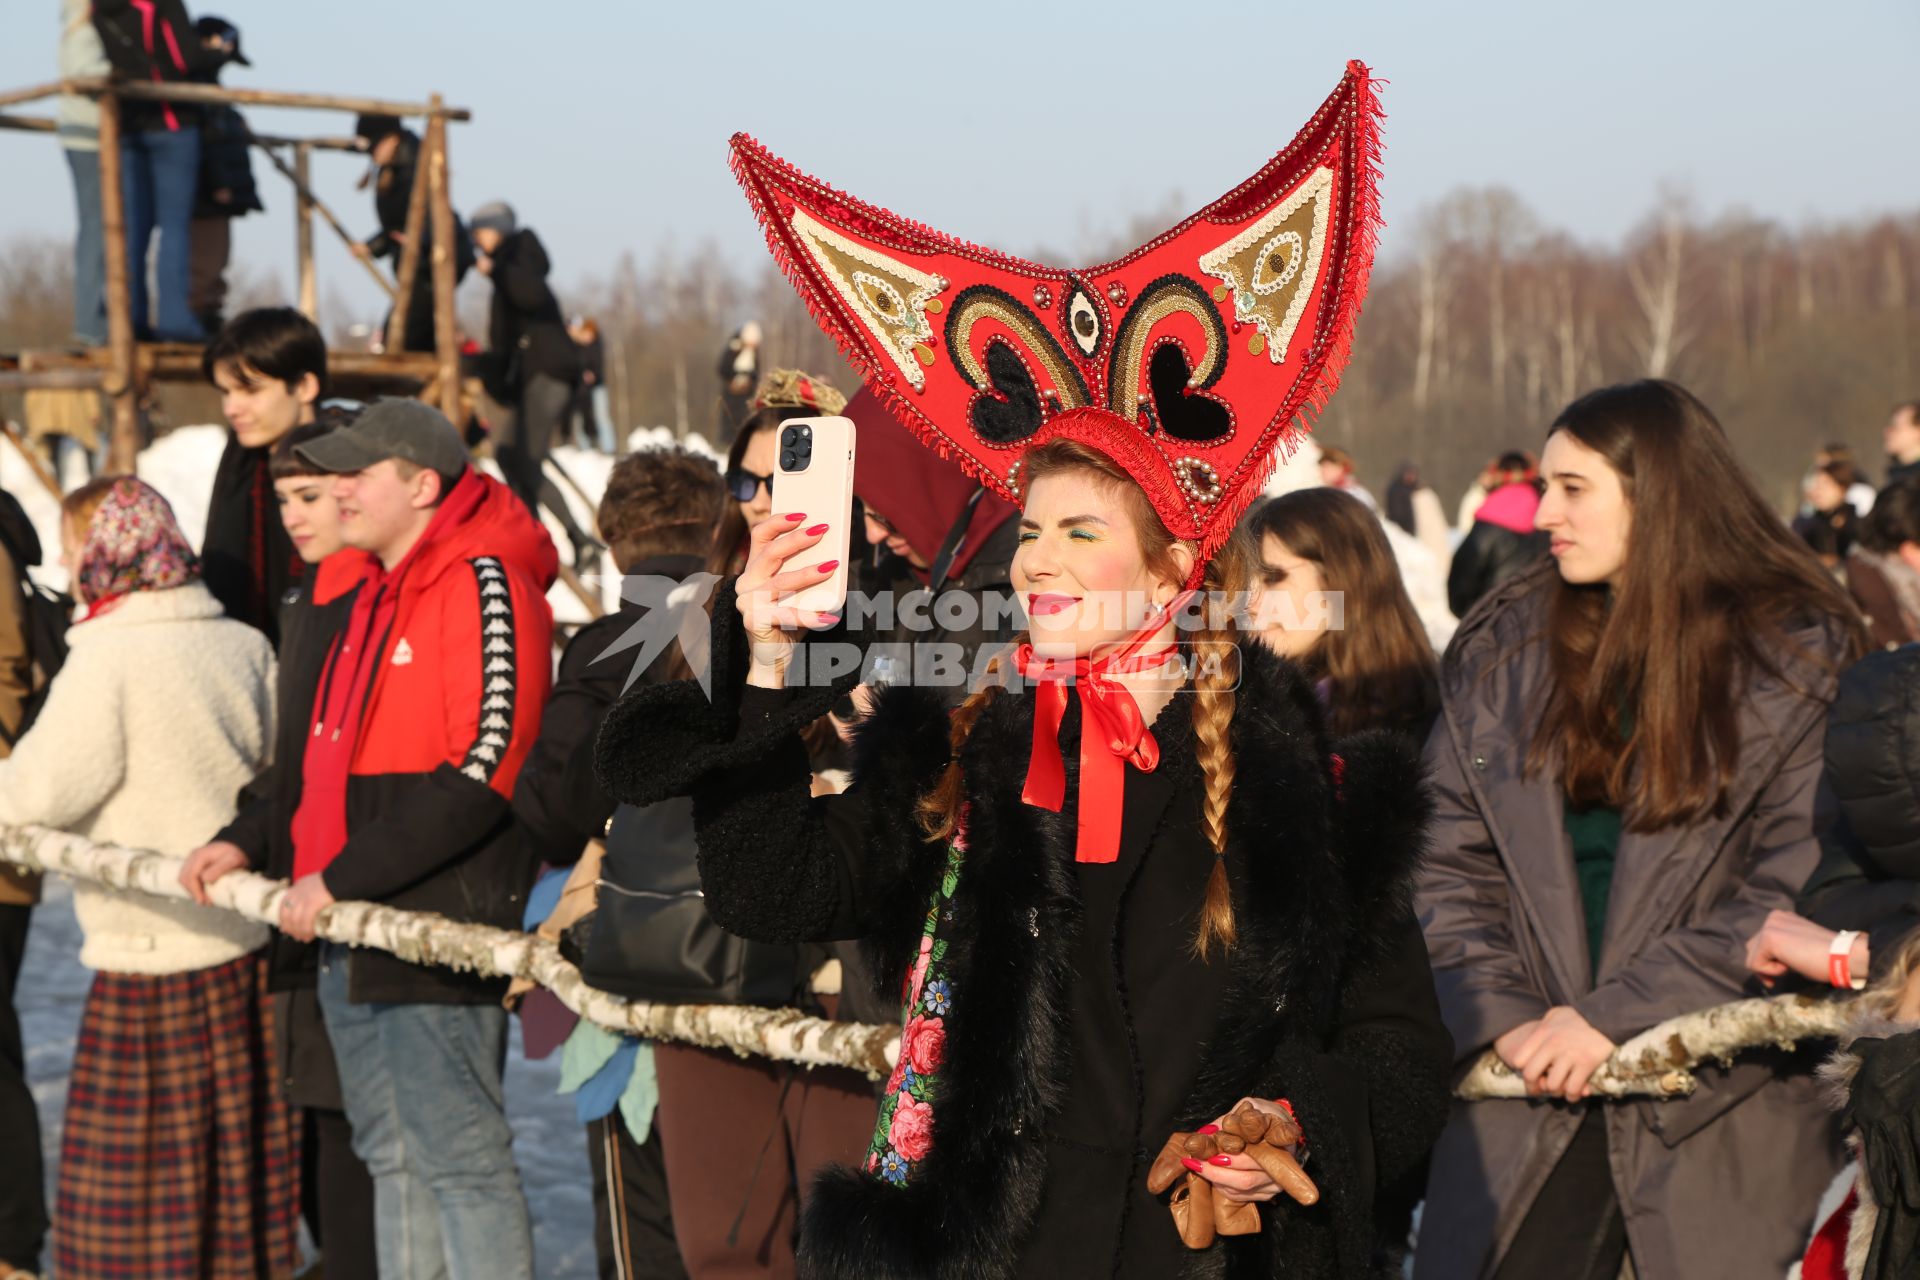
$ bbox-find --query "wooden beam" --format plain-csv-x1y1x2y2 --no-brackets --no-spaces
0,113,363,152
546,456,598,515
425,96,461,425
555,565,607,619
150,346,437,381
294,144,317,320
255,133,366,153
246,130,397,300
96,91,139,473
0,80,66,111
0,369,106,392
386,127,433,351
63,78,471,122
2,345,443,383
0,421,63,500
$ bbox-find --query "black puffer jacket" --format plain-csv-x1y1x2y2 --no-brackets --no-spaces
1445,523,1549,620
363,130,474,280
484,227,580,393
191,102,263,219
1800,645,1920,957
512,555,705,864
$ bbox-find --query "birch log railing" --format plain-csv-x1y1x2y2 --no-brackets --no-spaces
1455,994,1856,1099
2,822,1860,1095
0,823,900,1079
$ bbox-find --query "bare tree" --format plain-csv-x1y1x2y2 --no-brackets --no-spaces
4,183,1917,518
1410,209,1454,412
1626,187,1694,377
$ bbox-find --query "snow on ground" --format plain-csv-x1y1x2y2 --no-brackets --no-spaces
1,421,725,621
18,879,597,1277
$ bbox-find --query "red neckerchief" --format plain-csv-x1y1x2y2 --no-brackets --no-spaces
75,593,131,624
1013,591,1194,864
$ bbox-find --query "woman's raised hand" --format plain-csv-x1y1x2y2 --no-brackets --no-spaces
737,512,841,685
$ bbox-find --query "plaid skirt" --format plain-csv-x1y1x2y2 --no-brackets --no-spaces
54,952,300,1280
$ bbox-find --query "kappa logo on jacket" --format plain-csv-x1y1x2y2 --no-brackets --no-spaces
391,638,414,666
459,558,518,785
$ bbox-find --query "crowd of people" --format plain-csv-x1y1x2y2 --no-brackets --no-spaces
5,312,1920,1280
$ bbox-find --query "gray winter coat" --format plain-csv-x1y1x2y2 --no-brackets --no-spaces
1413,563,1848,1280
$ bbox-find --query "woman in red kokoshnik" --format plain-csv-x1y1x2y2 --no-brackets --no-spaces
597,63,1451,1278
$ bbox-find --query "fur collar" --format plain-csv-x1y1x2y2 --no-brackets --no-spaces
849,639,1423,1040
1815,1012,1910,1280
811,638,1432,1279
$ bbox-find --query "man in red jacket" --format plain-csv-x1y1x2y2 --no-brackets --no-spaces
279,398,556,1280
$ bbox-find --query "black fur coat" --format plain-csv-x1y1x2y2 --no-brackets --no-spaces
596,588,1451,1279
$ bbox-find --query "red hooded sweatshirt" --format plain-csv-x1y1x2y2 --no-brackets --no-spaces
1472,481,1542,536
291,469,558,890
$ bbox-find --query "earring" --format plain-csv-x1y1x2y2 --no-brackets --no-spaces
1149,600,1167,618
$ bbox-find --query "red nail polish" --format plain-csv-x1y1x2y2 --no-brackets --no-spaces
805,523,829,536
1196,1124,1219,1135
1209,1154,1233,1167
1180,1157,1204,1173
818,560,840,572
783,512,806,521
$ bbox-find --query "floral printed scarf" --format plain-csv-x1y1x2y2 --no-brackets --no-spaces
74,477,201,618
864,840,963,1186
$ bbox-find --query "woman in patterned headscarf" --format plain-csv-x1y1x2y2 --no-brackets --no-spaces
0,476,298,1279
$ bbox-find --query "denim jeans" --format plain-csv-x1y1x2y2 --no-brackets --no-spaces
317,944,534,1280
120,127,203,342
497,372,593,552
64,145,106,346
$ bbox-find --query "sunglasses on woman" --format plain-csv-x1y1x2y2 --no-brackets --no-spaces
726,466,772,503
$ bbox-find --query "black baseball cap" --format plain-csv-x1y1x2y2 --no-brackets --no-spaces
294,397,468,484
194,17,250,66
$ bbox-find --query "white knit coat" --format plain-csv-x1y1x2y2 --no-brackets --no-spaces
0,582,275,973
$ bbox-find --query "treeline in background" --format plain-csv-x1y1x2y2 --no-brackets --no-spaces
3,183,1915,513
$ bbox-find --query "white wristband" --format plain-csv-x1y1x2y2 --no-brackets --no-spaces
1830,930,1867,991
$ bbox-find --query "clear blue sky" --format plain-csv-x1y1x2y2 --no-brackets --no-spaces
2,0,1915,329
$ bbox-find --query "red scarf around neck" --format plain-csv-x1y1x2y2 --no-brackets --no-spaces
1013,592,1194,864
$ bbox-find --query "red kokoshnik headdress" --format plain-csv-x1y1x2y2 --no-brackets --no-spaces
730,60,1384,582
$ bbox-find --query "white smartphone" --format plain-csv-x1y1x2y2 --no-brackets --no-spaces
774,415,856,614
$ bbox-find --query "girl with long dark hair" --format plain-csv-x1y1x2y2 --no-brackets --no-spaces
1416,379,1868,1280
1240,487,1438,741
